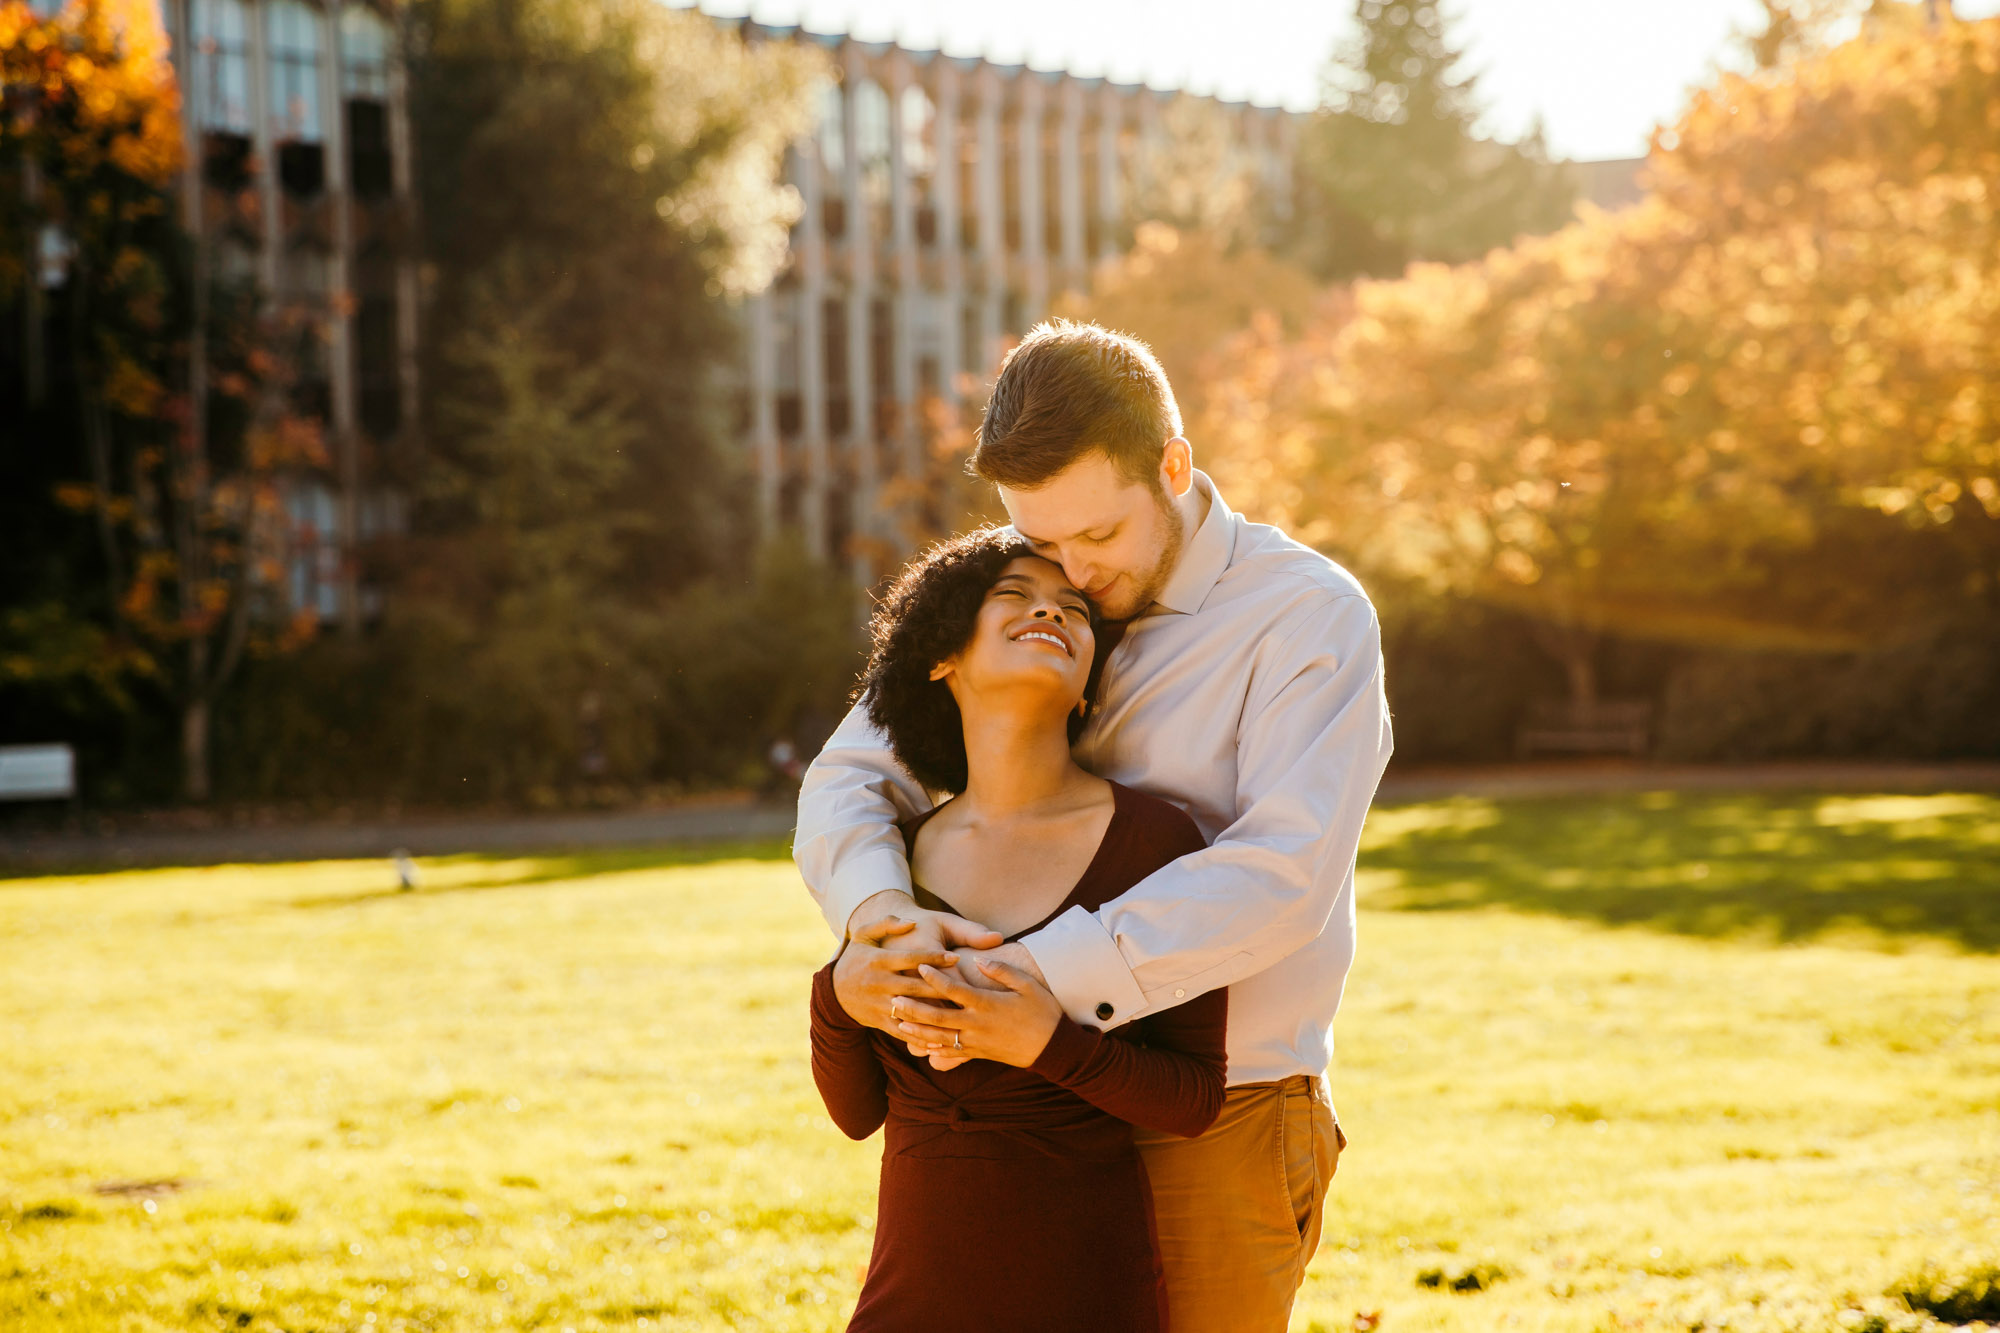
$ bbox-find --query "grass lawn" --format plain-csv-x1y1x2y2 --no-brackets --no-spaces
3,790,1998,1332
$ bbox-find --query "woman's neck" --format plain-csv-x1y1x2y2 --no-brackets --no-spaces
956,703,1089,818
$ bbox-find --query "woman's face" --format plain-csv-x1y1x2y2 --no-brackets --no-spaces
931,555,1097,713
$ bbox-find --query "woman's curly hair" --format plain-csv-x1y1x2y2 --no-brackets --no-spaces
856,527,1108,795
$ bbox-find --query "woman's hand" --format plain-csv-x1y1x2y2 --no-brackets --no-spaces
891,959,1063,1069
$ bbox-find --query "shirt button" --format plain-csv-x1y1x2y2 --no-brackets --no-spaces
1094,1002,1114,1021
1174,989,1186,998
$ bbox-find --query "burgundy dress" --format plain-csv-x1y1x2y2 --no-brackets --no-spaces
810,782,1227,1333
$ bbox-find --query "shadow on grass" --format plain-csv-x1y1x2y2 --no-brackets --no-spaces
1362,791,2000,952
285,838,794,910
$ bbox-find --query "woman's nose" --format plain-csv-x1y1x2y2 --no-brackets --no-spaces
1032,603,1065,623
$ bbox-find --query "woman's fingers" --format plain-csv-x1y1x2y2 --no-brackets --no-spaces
973,958,1043,995
889,995,961,1027
915,963,983,1006
896,1019,961,1046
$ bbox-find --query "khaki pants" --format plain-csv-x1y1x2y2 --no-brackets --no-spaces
1133,1075,1345,1333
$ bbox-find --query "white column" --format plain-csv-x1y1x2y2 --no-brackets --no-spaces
1015,73,1046,323
1096,85,1125,262
388,5,420,445
974,66,1004,386
886,55,920,482
747,290,779,535
932,59,963,416
321,0,363,634
249,0,280,300
1057,79,1085,280
841,43,875,582
796,139,829,560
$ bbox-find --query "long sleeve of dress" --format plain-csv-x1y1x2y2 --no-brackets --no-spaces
809,961,889,1141
1027,986,1228,1139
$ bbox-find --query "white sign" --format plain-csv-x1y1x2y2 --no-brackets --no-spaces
0,744,76,800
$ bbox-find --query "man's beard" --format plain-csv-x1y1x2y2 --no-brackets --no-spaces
1104,489,1185,620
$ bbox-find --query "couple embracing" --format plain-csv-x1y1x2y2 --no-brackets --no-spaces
796,320,1393,1331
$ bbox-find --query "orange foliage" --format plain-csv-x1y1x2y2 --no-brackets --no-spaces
1201,12,2000,654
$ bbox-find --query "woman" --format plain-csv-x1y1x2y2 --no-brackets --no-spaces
809,527,1227,1332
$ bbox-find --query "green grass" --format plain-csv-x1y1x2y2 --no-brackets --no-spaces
2,791,1998,1332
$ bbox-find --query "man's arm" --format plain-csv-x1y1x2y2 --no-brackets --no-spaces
794,701,935,940
796,701,1005,1041
1018,592,1393,1030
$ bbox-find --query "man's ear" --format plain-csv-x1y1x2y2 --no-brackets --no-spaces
1160,436,1194,498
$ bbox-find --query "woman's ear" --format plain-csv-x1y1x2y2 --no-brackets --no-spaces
928,657,954,683
1075,697,1089,719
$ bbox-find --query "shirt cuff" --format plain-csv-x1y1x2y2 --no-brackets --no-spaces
1020,904,1150,1031
822,846,916,941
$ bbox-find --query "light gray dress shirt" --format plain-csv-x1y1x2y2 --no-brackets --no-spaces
793,472,1394,1085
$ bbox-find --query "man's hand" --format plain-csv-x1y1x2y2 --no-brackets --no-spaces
832,917,961,1033
891,959,1063,1069
846,890,1004,954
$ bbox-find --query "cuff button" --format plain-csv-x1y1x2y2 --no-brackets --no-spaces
1094,1002,1115,1021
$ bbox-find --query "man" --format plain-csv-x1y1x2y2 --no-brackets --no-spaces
795,320,1392,1330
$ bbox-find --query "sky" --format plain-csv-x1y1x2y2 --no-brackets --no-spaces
673,0,2000,161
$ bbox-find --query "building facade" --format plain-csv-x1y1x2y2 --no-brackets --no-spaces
156,0,421,631
725,22,1300,582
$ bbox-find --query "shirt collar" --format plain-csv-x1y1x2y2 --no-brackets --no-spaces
1151,470,1235,616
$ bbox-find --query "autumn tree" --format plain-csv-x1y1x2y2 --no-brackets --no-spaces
1208,6,2000,713
2,0,319,800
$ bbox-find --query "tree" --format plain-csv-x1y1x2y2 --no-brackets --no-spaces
1204,7,2000,709
2,0,318,800
1293,1,1576,279
410,0,821,592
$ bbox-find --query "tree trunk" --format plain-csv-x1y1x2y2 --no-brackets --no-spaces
1562,645,1598,712
181,633,211,803
181,692,210,803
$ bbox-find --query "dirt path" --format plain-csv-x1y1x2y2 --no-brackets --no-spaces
4,759,1996,876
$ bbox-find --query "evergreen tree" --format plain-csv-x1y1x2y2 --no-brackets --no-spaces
1293,1,1576,278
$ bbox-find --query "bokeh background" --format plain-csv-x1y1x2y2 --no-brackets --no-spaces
7,0,2000,809
4,2,2000,1332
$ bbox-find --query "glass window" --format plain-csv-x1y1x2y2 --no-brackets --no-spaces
900,85,934,178
266,0,325,142
817,83,845,176
190,0,252,134
339,5,390,98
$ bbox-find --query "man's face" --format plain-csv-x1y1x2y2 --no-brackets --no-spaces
998,447,1188,622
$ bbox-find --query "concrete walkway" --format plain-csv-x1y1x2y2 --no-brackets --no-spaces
4,759,1997,875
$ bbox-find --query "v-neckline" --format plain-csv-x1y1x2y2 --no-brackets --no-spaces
905,782,1127,942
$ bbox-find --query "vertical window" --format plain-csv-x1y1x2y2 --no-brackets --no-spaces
900,85,934,177
817,83,846,176
266,0,325,142
356,255,400,438
854,79,892,239
341,5,394,197
823,295,851,437
774,285,802,440
191,0,252,134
